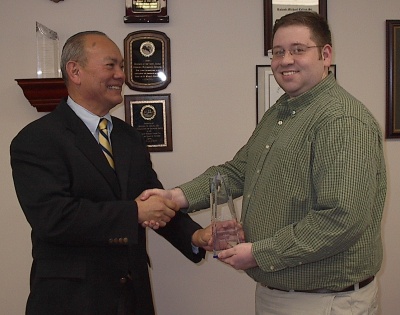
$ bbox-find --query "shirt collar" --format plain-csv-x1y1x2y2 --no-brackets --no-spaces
278,72,336,112
66,96,113,136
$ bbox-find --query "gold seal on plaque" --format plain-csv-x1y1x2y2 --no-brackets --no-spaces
140,41,156,58
140,104,157,121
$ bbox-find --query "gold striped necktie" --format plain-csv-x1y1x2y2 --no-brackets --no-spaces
98,118,115,169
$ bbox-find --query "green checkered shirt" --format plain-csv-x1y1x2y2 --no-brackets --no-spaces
180,73,386,291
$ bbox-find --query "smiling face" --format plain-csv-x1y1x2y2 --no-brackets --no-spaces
271,25,332,98
66,34,125,116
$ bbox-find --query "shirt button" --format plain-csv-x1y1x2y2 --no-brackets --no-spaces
292,110,296,115
256,169,260,174
247,194,251,199
270,266,275,270
278,120,283,125
120,277,127,284
266,145,270,149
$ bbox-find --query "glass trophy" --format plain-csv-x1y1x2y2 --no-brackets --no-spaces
210,173,243,258
36,22,61,78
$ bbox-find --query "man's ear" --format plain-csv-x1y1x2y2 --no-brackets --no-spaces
322,45,332,60
66,61,81,84
322,44,332,64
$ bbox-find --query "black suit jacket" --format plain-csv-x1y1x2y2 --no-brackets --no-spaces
11,100,205,315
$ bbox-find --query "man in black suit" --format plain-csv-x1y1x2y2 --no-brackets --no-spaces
11,31,210,315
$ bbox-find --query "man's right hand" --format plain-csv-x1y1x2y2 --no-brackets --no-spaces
135,195,179,228
139,188,189,229
140,188,189,208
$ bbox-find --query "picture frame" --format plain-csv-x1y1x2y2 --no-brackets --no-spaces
256,65,282,123
386,20,400,138
263,0,327,55
124,94,173,152
256,64,336,123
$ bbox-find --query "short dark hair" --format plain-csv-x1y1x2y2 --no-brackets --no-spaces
272,11,332,47
60,31,108,83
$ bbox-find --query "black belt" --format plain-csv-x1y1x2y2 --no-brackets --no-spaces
265,276,374,294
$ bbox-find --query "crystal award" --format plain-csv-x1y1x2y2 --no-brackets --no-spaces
210,173,243,258
36,22,61,78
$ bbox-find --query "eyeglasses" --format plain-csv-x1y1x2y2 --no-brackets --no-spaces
267,44,323,60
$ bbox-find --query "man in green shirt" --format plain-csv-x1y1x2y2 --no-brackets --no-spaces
142,11,386,314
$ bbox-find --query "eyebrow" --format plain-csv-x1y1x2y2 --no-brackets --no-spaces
272,42,308,49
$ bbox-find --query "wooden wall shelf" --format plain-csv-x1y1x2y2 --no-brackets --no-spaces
15,78,67,112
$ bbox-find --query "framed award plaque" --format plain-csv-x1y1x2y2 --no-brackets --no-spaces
124,94,172,152
124,0,169,23
263,0,327,55
124,30,171,92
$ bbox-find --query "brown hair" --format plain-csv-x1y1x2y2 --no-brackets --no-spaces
272,11,332,47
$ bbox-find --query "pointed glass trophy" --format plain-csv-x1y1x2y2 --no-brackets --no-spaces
210,173,243,258
36,22,61,78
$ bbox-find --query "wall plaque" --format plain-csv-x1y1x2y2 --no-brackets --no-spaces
124,94,172,152
124,0,169,23
124,30,171,92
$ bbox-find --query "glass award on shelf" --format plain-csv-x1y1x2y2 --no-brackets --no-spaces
36,22,61,78
210,173,243,258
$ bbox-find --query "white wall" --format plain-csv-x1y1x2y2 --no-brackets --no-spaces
1,1,399,314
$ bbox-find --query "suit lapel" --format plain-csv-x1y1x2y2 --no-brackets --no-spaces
54,101,121,198
110,120,132,200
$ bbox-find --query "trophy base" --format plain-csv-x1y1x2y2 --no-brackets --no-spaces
124,15,169,23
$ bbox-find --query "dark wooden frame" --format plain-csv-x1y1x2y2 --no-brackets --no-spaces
124,94,172,152
263,0,327,55
386,20,400,138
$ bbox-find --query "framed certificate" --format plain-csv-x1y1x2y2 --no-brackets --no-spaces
264,0,327,55
124,94,172,152
256,65,282,123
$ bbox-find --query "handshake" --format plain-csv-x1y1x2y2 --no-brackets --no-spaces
135,187,213,250
136,187,253,270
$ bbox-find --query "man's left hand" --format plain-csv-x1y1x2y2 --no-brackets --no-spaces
217,243,257,270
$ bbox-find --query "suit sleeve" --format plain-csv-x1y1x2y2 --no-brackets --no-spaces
155,212,206,263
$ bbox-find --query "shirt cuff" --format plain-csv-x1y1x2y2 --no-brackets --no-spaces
192,243,199,254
